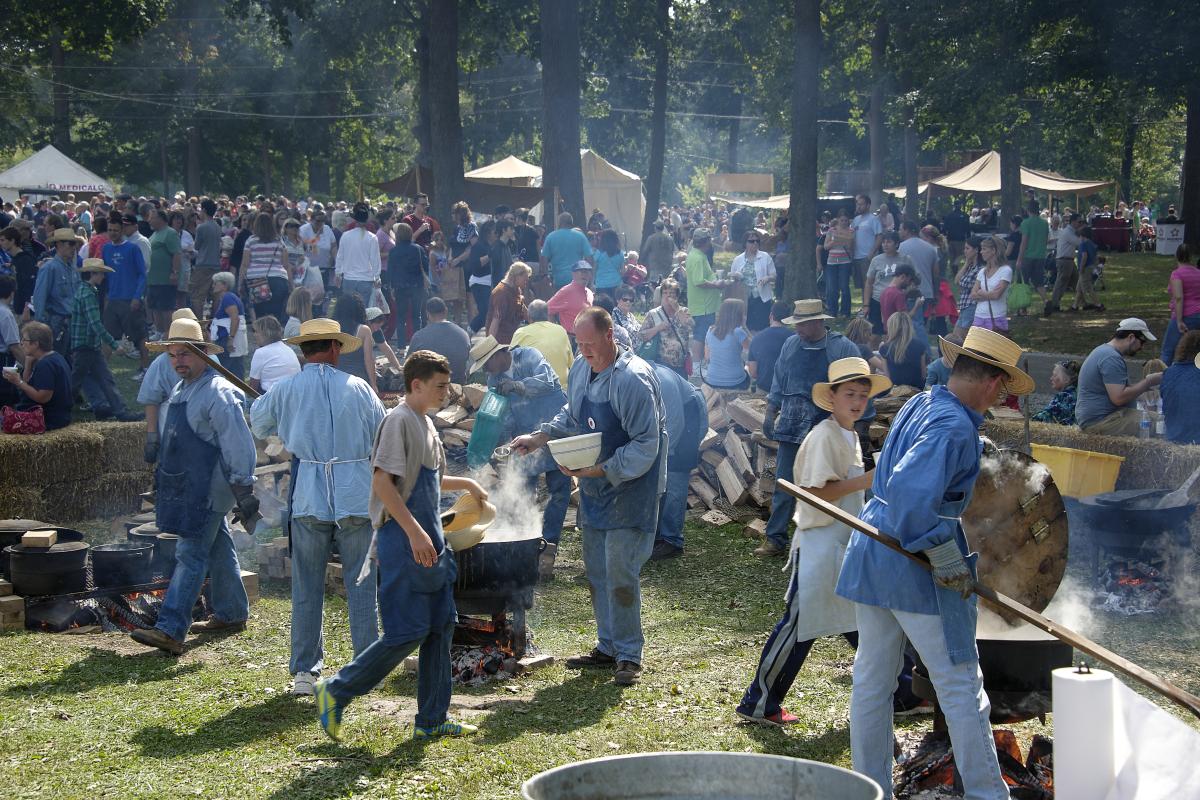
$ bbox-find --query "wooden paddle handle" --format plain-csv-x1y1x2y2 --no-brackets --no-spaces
778,478,1200,721
184,341,261,399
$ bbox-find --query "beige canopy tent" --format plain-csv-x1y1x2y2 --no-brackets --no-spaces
0,145,114,198
888,150,1111,199
526,149,646,246
464,155,541,186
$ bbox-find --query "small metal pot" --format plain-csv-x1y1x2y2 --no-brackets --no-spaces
0,524,82,579
91,542,153,588
454,529,544,593
5,541,90,596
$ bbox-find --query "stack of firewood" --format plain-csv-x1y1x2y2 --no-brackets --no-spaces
686,388,777,528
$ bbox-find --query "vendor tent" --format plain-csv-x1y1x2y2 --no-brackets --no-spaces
579,149,645,245
888,151,1111,199
0,145,114,198
464,155,541,186
372,165,543,213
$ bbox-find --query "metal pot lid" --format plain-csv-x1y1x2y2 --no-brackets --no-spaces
0,519,51,533
4,541,90,555
962,449,1068,621
92,541,153,553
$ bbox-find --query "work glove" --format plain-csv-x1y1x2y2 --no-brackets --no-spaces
143,430,160,464
230,483,261,530
762,404,779,441
498,379,527,397
924,539,975,599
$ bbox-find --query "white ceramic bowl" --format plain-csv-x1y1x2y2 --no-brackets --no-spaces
547,432,603,470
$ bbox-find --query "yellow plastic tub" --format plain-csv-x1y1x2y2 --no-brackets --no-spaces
1031,444,1124,498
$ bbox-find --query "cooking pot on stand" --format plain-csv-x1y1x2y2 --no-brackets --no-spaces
454,528,544,593
91,542,154,588
0,525,85,581
4,541,90,596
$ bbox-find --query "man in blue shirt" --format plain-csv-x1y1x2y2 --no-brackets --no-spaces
649,362,705,559
539,212,593,288
835,326,1034,800
101,211,149,375
747,300,795,395
31,228,82,354
251,318,386,696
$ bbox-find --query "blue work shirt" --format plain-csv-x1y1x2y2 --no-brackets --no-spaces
486,346,566,441
102,239,147,301
835,385,984,664
250,363,385,522
768,330,862,443
31,256,78,319
542,228,593,286
167,368,257,514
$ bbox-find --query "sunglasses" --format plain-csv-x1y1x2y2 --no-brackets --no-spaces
746,239,760,244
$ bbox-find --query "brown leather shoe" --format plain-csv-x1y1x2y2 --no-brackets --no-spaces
614,660,643,686
564,648,617,669
753,540,786,558
130,627,185,655
189,617,247,634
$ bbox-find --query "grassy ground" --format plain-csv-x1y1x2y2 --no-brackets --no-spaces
1,519,1196,800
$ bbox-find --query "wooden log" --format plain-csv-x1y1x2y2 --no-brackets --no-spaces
22,529,57,548
723,429,754,481
699,427,721,451
686,494,703,509
434,405,469,429
0,579,12,597
458,418,476,432
727,397,766,433
701,450,724,469
708,400,731,431
715,459,750,506
756,444,776,475
742,518,767,539
701,510,733,527
461,384,488,410
748,484,770,508
689,476,719,510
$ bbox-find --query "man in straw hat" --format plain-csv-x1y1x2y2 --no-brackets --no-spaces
130,318,258,655
250,319,386,696
140,308,206,463
511,307,666,686
835,326,1034,800
31,227,83,355
757,298,860,557
470,334,571,579
69,258,142,422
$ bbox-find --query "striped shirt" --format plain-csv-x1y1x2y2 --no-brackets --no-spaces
244,240,288,282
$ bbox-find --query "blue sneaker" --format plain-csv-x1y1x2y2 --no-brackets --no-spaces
412,720,478,739
314,679,343,741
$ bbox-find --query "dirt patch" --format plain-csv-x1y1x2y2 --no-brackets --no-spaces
366,692,534,722
53,631,220,663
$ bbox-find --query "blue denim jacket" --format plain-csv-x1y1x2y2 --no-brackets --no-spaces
835,385,985,664
767,330,860,444
488,346,567,441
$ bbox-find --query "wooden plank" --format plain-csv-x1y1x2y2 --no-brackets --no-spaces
689,476,719,510
22,529,57,548
756,444,776,475
701,510,733,526
727,397,765,433
723,429,754,481
715,459,750,506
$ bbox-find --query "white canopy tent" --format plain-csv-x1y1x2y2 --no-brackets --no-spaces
464,155,541,186
0,145,114,198
888,151,1111,199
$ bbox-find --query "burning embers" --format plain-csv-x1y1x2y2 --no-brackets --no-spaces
1096,559,1171,616
895,731,1054,799
25,588,172,633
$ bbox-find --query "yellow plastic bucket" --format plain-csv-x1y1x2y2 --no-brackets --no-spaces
1031,444,1124,498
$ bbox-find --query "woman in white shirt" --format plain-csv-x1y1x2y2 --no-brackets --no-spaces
970,235,1013,332
248,315,301,394
732,232,776,331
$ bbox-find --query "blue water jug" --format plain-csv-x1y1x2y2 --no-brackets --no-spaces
466,390,509,469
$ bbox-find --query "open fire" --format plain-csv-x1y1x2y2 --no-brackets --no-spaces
1096,558,1172,616
895,731,1054,799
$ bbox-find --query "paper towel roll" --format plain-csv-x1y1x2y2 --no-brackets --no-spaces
1053,666,1115,800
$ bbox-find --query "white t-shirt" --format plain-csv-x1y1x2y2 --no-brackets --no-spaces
975,265,1013,323
249,339,301,392
852,213,883,260
300,223,337,271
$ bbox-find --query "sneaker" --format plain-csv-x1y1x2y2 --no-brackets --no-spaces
894,698,934,717
564,648,617,669
292,671,317,696
614,660,642,686
189,617,246,633
413,720,478,739
650,541,683,561
131,369,146,382
314,679,343,741
130,627,184,655
736,708,800,726
753,540,786,558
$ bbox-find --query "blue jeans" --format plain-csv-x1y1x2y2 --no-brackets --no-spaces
289,515,379,676
341,279,375,310
527,469,572,545
825,264,852,317
71,347,128,416
156,510,249,642
323,621,454,728
655,470,690,549
581,525,656,664
851,604,1008,800
1161,314,1200,363
469,283,491,332
765,439,800,548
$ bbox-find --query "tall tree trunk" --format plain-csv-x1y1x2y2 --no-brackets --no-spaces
186,126,202,196
1119,121,1137,205
999,137,1022,223
641,0,670,243
868,17,889,206
726,94,741,173
783,0,820,303
261,135,272,196
428,0,465,226
333,158,346,202
903,124,918,222
413,3,433,169
282,138,295,198
161,136,170,198
539,0,585,227
1182,84,1200,248
49,32,71,154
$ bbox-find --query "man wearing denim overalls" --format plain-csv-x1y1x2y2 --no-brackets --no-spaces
512,307,666,686
835,326,1034,800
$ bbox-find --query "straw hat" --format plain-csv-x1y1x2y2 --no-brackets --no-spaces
50,228,85,246
442,494,496,552
939,326,1034,396
812,357,893,412
78,258,113,274
283,317,362,352
171,308,198,322
781,298,833,325
147,318,223,354
468,334,509,374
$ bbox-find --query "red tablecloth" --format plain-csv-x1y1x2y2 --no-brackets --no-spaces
1091,217,1130,252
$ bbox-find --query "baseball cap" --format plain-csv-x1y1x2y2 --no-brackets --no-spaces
1117,318,1156,341
572,260,593,271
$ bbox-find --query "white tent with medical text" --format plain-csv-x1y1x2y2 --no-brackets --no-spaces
0,145,114,198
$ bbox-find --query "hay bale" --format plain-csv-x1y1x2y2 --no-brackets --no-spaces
0,486,46,520
42,471,152,522
0,425,104,486
88,421,148,474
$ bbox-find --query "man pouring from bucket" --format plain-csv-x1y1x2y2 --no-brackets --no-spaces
469,334,571,580
511,307,666,686
835,326,1035,800
130,318,259,655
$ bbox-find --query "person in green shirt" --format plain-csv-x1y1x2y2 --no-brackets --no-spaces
1016,200,1049,307
147,209,182,342
684,228,733,364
